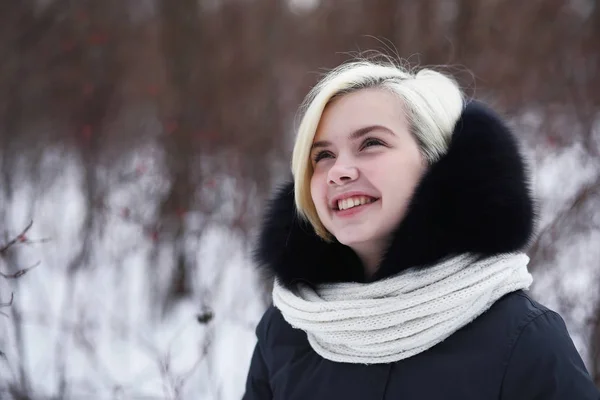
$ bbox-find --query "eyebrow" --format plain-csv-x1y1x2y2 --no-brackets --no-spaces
310,125,394,151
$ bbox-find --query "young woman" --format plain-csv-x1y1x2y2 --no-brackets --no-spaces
242,59,600,399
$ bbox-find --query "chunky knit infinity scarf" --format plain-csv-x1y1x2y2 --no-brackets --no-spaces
272,252,533,364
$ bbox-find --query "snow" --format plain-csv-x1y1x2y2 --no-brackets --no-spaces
0,146,266,400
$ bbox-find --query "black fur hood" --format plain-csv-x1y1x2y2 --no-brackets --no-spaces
254,101,536,289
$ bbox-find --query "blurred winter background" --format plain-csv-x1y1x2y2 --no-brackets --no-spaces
0,0,599,398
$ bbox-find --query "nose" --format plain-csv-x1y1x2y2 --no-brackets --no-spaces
327,159,359,186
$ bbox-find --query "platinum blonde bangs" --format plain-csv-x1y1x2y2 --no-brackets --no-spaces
291,60,465,240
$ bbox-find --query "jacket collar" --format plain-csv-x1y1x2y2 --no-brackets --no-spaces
254,101,536,289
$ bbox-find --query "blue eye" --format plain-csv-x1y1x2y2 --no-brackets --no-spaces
361,138,384,149
313,151,333,163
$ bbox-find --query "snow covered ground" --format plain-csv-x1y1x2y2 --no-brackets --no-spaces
0,146,267,399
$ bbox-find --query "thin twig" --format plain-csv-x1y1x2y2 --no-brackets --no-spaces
0,293,14,308
0,220,34,255
0,261,41,280
528,176,600,268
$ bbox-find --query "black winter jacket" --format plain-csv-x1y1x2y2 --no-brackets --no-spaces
245,291,597,399
243,102,600,399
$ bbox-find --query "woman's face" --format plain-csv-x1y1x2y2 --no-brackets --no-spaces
310,88,426,256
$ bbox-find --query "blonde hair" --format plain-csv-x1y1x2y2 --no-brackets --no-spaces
292,59,465,240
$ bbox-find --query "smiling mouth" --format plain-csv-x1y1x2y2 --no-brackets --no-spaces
334,196,379,211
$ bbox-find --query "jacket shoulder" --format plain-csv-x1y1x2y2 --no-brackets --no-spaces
465,290,549,350
255,304,308,348
498,292,599,399
490,290,548,322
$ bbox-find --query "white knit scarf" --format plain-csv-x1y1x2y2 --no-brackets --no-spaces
272,252,533,364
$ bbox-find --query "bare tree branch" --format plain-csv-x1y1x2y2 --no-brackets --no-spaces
0,292,14,307
0,220,33,255
0,261,40,280
528,175,600,269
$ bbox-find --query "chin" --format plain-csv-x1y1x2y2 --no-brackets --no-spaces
331,227,376,247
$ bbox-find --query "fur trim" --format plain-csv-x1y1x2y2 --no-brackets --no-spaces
254,101,536,288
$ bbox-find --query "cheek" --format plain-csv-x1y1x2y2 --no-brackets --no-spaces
310,170,331,217
378,159,424,202
309,173,324,207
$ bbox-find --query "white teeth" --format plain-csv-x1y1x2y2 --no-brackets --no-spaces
337,196,374,210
